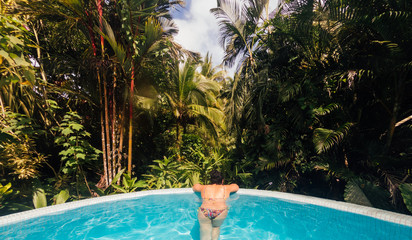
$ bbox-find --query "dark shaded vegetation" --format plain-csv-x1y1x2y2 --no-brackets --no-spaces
0,0,411,216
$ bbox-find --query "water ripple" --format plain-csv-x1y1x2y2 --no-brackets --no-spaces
1,193,410,240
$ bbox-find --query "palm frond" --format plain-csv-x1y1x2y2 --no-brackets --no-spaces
95,18,126,64
211,0,264,67
259,156,291,171
312,103,341,116
277,81,301,103
313,122,353,153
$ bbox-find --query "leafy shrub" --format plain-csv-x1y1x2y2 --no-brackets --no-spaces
144,156,185,189
53,111,102,175
110,169,146,193
0,111,46,180
32,188,70,209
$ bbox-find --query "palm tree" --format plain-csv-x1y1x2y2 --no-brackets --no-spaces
320,0,412,209
100,0,184,176
199,52,227,82
210,0,269,69
211,0,271,156
15,0,117,187
163,59,224,158
252,0,412,208
17,0,185,184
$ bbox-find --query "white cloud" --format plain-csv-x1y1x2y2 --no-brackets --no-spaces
269,0,279,12
173,1,223,65
172,0,279,77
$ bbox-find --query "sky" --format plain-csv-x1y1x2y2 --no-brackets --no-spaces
171,0,279,77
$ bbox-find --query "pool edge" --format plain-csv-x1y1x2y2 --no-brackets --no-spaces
238,189,412,227
0,188,191,227
1,188,411,228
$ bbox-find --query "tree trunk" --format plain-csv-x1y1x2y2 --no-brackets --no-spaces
103,73,112,184
385,102,399,151
97,0,112,187
128,64,135,175
112,68,118,179
0,94,5,117
97,70,109,187
176,122,183,161
385,75,405,152
117,104,126,184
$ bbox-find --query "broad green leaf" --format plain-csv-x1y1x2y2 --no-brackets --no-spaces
8,52,18,60
76,153,86,159
112,169,126,184
399,183,412,213
59,149,73,156
33,189,47,209
65,158,76,166
61,128,74,136
0,49,13,63
135,180,147,188
344,179,392,210
54,189,70,205
123,176,130,188
111,184,127,193
70,123,83,131
68,136,77,141
344,179,372,207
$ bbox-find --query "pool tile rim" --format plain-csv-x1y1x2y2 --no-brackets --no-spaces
0,188,411,228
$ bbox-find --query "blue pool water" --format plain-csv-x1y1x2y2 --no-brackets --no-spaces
1,193,411,239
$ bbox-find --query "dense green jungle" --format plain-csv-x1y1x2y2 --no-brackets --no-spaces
1,0,411,216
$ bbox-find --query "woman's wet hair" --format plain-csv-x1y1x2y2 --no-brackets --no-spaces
209,170,223,184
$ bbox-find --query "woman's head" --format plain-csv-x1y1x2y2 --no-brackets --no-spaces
209,170,223,184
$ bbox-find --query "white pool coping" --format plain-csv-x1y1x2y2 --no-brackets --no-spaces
0,188,411,228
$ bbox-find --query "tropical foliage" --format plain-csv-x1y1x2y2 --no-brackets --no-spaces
213,0,412,212
0,0,411,217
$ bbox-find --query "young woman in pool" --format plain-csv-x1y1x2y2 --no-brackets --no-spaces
192,170,239,240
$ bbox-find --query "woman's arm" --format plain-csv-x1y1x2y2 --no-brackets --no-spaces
192,183,204,192
227,183,239,193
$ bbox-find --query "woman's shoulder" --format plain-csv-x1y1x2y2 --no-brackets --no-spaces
192,183,204,192
224,183,239,193
193,183,238,193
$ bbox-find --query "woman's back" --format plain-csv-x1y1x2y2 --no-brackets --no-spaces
200,184,230,209
202,184,227,199
192,170,239,240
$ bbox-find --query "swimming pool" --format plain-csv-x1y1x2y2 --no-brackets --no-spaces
0,188,411,239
